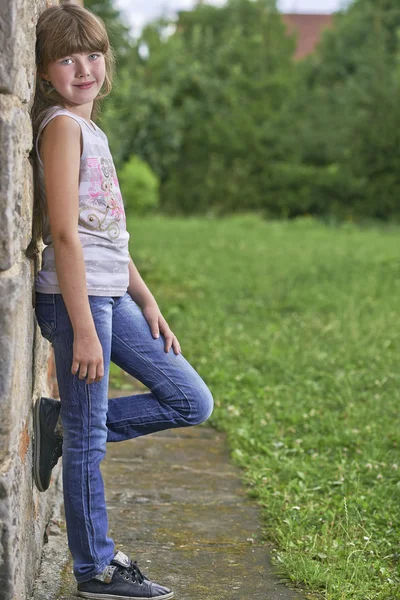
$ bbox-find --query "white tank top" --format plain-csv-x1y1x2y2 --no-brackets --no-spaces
34,106,130,296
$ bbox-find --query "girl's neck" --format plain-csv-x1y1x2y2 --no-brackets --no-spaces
60,101,93,126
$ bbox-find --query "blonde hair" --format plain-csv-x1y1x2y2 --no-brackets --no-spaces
27,2,116,260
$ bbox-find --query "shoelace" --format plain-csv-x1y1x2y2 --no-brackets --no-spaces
128,560,145,584
116,562,145,584
50,439,63,468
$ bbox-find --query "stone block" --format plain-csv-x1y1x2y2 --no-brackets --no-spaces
0,260,33,463
0,0,37,102
0,430,62,600
0,96,33,271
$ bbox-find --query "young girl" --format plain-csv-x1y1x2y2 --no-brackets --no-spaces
30,4,213,599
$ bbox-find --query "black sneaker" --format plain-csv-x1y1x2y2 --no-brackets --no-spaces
33,397,63,492
77,550,173,599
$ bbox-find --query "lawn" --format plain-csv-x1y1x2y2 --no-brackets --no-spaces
110,214,400,600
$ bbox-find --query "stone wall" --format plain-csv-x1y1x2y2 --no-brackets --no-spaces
0,1,79,598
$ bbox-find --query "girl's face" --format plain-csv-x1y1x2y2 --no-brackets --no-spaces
41,51,106,109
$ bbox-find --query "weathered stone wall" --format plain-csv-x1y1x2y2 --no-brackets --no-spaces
0,1,78,598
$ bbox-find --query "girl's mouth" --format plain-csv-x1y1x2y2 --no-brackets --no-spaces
75,82,95,90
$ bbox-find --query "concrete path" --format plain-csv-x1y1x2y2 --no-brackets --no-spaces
34,386,305,600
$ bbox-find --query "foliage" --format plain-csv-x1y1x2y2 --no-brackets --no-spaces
118,155,160,216
286,0,400,221
90,0,400,218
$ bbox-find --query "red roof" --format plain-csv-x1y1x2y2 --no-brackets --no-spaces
281,14,334,59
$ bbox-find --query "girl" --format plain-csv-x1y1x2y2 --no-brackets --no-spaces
30,4,214,599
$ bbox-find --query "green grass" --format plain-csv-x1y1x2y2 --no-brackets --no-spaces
115,213,400,599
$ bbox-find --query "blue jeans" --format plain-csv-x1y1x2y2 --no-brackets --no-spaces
34,291,214,583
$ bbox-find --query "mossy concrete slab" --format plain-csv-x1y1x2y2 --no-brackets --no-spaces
53,389,304,600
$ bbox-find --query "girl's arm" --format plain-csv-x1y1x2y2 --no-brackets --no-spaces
41,116,104,382
41,116,94,331
127,256,181,355
127,256,158,310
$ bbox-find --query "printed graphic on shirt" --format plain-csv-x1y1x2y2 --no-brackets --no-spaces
79,156,126,241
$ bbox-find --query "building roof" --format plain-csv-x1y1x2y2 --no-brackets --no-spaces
281,13,334,59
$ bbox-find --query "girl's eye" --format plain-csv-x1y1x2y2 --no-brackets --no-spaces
60,54,101,64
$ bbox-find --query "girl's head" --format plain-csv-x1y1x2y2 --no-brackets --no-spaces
33,3,115,127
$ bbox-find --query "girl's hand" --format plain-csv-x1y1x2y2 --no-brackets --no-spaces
71,330,104,383
142,302,181,355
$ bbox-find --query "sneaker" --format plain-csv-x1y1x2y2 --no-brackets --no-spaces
33,397,63,492
77,550,173,599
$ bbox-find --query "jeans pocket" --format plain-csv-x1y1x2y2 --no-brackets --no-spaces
35,293,57,340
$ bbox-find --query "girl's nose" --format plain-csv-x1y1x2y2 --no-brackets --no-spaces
76,61,91,78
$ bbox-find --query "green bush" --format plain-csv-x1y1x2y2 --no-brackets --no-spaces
259,162,366,219
118,155,160,216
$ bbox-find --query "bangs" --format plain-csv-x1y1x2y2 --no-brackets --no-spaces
36,6,109,67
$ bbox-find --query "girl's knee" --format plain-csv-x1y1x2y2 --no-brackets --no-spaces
187,384,214,425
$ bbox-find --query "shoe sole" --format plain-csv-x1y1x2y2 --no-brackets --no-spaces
77,592,174,600
33,397,46,492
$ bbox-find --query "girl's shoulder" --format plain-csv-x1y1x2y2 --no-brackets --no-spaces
36,107,108,165
36,109,82,167
39,106,95,135
37,108,82,152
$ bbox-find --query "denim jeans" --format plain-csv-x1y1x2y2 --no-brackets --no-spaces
34,291,214,583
